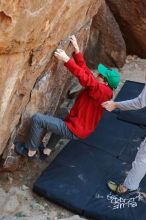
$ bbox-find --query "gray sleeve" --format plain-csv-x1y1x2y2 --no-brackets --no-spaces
116,84,146,111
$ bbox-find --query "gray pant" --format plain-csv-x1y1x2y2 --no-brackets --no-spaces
25,113,78,151
123,137,146,190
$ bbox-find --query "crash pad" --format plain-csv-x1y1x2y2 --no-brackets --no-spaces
33,80,146,220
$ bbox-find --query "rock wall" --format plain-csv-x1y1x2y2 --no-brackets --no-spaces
85,0,126,68
106,0,146,58
1,0,146,156
0,0,101,155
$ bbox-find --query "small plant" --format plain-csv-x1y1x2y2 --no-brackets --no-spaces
15,212,26,217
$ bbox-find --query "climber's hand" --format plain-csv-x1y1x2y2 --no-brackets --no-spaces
69,35,79,54
54,49,70,62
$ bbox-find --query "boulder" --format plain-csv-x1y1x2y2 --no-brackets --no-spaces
85,0,126,68
106,0,146,58
0,0,101,154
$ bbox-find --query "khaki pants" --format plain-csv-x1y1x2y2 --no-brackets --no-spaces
124,137,146,190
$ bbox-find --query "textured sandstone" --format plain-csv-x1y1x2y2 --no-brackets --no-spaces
85,0,126,68
0,0,101,154
2,0,145,156
106,0,146,58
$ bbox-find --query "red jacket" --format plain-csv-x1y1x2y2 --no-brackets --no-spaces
64,52,113,139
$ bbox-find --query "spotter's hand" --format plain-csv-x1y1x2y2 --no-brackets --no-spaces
101,100,117,112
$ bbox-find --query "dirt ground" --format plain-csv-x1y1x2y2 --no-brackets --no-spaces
0,55,146,220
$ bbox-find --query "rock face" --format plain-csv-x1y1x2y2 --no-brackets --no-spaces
1,0,146,156
85,0,126,68
0,0,102,155
17,23,92,143
106,0,146,58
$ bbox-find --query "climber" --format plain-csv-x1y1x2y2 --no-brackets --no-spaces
102,84,146,194
15,35,120,158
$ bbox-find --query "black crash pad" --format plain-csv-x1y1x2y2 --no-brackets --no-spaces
114,80,145,101
80,112,146,162
34,141,127,214
33,141,146,220
114,80,146,126
117,110,146,127
33,81,146,220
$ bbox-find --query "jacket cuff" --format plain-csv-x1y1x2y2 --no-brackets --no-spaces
64,58,75,69
72,51,82,59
